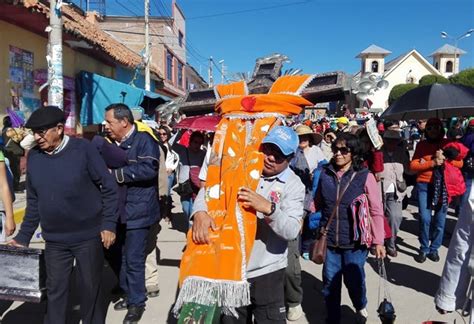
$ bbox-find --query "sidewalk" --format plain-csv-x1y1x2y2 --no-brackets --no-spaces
1,192,468,324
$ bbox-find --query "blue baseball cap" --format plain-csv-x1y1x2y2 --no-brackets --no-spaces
261,126,299,156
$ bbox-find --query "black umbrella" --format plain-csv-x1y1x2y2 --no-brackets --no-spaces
381,83,474,120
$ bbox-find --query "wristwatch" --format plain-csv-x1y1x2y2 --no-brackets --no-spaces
265,202,276,216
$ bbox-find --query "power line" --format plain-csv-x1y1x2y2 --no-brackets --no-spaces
186,0,314,20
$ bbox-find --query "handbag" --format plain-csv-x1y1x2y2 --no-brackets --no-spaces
377,258,396,324
173,179,194,197
311,172,357,264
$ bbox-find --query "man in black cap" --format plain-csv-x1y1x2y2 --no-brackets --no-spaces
9,106,118,324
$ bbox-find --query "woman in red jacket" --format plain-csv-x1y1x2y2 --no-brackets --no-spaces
410,118,463,263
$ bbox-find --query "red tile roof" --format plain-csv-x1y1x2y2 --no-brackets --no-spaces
21,0,163,79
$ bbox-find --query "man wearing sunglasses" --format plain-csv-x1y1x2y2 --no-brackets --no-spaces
10,106,118,324
191,126,305,323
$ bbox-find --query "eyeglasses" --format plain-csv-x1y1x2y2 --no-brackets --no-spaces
331,146,351,155
158,132,167,136
32,125,58,137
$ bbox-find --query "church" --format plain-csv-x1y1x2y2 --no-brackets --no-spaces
354,44,467,110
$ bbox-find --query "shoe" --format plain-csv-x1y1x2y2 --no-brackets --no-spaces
355,308,368,323
114,299,128,311
146,285,160,298
123,306,145,324
287,304,303,321
414,252,426,263
427,251,440,262
386,248,398,258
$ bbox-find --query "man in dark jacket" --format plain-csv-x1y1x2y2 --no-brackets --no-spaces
103,103,160,324
10,106,118,324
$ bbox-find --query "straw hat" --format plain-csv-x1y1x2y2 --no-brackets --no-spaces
295,124,323,145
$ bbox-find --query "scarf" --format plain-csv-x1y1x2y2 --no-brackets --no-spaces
174,75,315,316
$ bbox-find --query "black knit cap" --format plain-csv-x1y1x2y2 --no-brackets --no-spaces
25,106,65,130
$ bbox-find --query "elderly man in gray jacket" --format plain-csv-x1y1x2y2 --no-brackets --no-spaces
191,126,305,324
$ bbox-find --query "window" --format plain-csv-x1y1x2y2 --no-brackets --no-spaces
435,62,439,70
371,61,379,73
166,50,173,81
178,31,184,47
446,61,453,73
177,61,184,88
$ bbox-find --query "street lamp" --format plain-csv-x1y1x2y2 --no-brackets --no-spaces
440,29,474,75
218,59,225,84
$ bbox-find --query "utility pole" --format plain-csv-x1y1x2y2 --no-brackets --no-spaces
144,0,151,91
48,0,64,109
208,56,214,87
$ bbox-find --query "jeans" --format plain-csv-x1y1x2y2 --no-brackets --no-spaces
417,182,448,254
167,173,175,197
118,226,150,307
181,197,193,221
322,247,368,324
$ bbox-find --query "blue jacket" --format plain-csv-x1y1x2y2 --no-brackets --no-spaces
318,165,369,248
113,128,160,229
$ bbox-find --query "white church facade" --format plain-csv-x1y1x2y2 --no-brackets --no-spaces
355,44,467,110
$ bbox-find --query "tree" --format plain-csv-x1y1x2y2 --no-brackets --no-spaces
418,74,449,86
388,84,418,105
449,68,474,88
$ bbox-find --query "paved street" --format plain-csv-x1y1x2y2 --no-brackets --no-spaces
0,190,468,324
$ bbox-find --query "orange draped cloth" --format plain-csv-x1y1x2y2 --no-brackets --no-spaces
174,75,315,315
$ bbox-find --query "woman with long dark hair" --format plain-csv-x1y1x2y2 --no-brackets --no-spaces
315,132,385,324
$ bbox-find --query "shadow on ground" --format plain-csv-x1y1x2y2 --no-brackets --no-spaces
367,258,440,297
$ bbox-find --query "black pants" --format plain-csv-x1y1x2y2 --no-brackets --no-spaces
221,269,286,324
44,237,104,324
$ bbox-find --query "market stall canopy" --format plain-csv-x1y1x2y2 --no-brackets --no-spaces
79,71,168,125
174,115,221,132
381,83,474,120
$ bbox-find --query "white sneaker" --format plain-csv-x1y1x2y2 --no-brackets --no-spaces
356,308,368,323
287,304,303,321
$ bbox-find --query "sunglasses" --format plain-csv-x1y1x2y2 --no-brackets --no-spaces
158,132,167,136
261,144,286,163
331,146,351,155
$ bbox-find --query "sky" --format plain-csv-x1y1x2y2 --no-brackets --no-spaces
81,0,474,83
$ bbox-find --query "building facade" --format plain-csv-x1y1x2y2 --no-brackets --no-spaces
355,43,466,110
99,1,189,98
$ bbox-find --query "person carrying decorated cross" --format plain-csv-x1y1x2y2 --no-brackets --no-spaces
173,75,315,323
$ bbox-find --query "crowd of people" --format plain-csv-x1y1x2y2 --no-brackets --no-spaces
0,103,473,324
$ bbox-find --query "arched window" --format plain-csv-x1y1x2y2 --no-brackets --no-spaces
371,61,379,73
446,61,453,73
